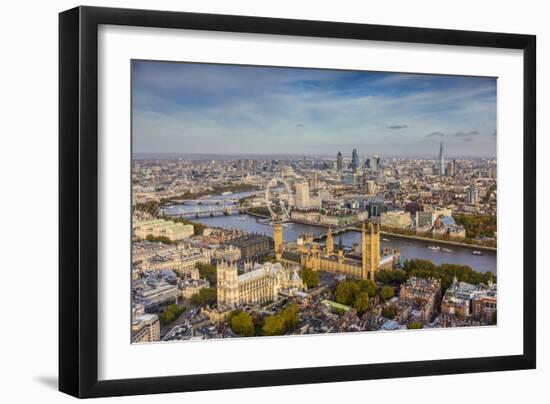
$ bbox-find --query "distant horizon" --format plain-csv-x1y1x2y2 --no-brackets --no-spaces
132,150,495,160
132,61,497,157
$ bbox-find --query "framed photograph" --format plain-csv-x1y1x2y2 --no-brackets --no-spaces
59,6,536,398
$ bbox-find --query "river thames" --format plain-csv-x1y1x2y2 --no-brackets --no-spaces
181,213,497,275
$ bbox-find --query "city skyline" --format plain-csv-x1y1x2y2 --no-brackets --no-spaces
132,61,497,157
132,139,493,161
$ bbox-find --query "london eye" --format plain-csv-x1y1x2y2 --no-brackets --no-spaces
265,178,293,222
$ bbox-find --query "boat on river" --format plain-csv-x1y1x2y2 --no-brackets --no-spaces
442,248,454,253
472,250,484,256
382,238,390,242
427,245,440,251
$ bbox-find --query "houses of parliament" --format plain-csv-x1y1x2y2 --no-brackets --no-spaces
278,222,398,282
217,221,399,308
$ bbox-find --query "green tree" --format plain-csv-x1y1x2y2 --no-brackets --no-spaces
159,304,185,323
380,285,395,301
192,222,206,236
134,201,160,216
195,262,217,284
407,321,423,329
299,268,320,289
382,305,397,319
358,279,377,297
401,258,496,294
335,280,360,306
145,234,176,245
402,258,437,274
190,287,217,306
262,315,287,336
353,291,370,315
280,303,300,330
376,269,407,285
231,311,254,337
454,213,497,239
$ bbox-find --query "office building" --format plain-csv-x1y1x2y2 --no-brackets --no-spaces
466,186,479,204
295,181,310,209
131,314,161,343
351,148,359,171
226,234,273,260
370,156,379,172
336,151,343,171
133,219,194,241
380,211,412,229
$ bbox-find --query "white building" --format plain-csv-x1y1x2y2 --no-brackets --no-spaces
466,186,479,204
131,314,160,343
380,211,412,229
134,219,194,241
295,181,310,210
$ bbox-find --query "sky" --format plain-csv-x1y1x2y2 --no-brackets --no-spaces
132,60,497,158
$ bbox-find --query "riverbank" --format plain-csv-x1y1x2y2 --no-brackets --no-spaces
244,211,496,251
189,214,496,273
378,231,497,252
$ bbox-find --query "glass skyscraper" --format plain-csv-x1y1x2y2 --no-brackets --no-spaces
439,141,445,176
351,148,359,171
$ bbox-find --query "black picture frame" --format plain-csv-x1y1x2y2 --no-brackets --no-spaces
59,5,536,398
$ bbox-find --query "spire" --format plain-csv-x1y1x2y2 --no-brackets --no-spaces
439,140,445,176
338,237,343,251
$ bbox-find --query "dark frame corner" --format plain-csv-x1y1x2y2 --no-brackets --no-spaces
59,5,536,398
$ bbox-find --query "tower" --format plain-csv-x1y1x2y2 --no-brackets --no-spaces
439,140,445,176
467,186,479,204
336,151,343,171
295,182,310,210
361,222,380,281
337,237,344,264
273,222,283,260
371,156,379,172
352,148,359,171
217,261,239,307
326,227,333,255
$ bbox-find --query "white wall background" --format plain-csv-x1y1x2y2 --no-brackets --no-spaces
0,1,546,403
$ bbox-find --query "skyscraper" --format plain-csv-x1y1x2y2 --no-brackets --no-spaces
370,156,379,172
352,148,359,171
336,151,343,171
466,186,479,204
295,181,310,210
439,141,445,176
447,159,457,177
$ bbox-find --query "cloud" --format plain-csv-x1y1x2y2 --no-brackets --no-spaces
132,61,497,156
452,130,480,142
453,130,480,138
426,132,445,138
